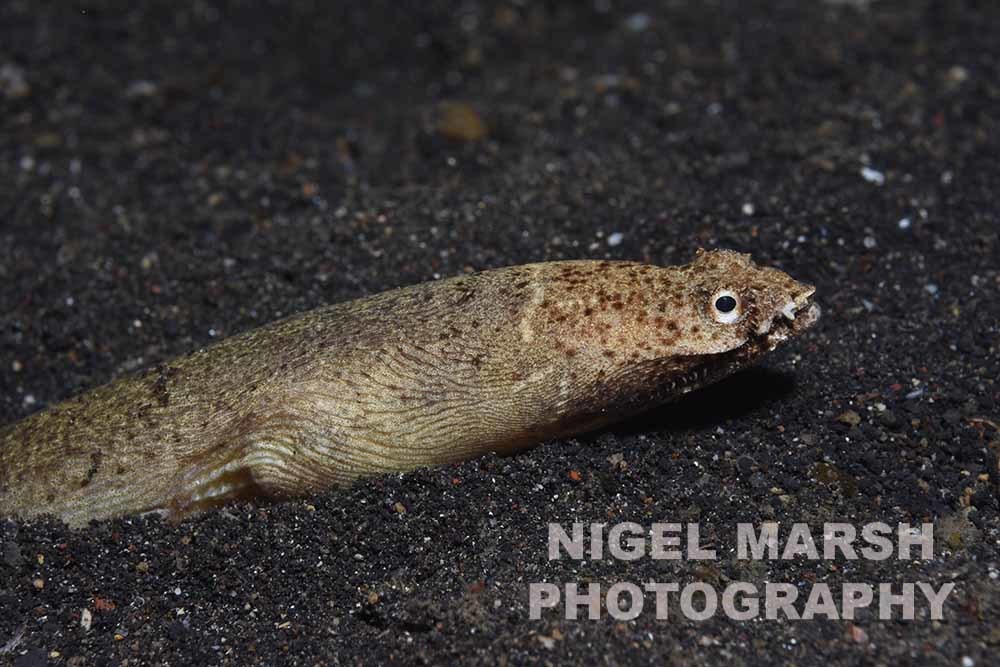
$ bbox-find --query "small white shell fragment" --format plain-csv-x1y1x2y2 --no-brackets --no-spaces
860,166,885,185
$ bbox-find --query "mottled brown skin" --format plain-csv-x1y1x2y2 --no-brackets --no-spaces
0,249,818,527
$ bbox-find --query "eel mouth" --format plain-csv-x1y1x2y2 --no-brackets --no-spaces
754,288,820,351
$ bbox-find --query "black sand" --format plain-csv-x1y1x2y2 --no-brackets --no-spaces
1,1,998,664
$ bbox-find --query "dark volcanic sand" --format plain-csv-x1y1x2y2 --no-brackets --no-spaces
1,1,999,665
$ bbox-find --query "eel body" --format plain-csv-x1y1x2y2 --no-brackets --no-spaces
0,249,818,526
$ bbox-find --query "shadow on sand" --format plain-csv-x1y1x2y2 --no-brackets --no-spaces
597,366,799,439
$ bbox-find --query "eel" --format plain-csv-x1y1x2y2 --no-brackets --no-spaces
0,249,819,527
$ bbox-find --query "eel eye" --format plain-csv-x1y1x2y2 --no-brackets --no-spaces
712,290,741,324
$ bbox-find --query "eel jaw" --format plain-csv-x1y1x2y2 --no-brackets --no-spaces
754,288,820,351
